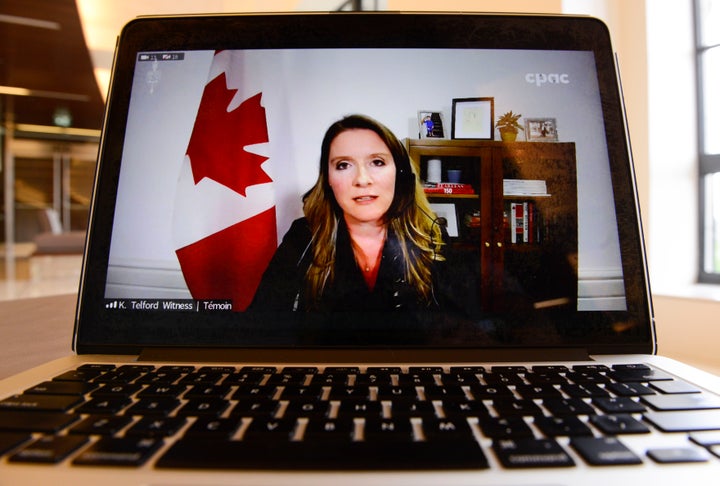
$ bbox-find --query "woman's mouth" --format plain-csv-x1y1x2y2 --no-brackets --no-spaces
353,195,377,203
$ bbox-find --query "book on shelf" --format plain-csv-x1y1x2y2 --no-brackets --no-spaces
503,179,549,197
423,182,476,195
507,201,543,244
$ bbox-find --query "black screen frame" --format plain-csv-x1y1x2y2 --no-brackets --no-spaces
74,12,654,356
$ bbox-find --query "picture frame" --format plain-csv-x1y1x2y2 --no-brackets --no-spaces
429,203,459,238
451,97,494,140
525,117,558,142
418,111,445,138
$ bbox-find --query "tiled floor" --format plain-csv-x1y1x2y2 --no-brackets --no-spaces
0,255,83,301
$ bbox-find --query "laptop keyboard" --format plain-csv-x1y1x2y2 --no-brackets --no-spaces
1,363,720,469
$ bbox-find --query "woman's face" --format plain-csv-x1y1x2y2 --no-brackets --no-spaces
327,128,396,226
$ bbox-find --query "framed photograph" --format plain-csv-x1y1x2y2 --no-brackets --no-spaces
429,203,459,238
418,111,445,138
525,117,558,142
451,97,494,140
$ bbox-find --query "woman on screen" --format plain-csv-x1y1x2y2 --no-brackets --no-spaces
251,114,454,313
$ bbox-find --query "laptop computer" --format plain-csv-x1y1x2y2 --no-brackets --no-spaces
2,11,720,485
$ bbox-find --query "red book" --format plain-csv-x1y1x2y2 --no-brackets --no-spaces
423,182,475,195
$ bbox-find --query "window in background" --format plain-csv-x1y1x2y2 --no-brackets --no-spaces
698,0,720,281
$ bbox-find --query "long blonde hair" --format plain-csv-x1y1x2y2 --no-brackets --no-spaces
302,115,444,307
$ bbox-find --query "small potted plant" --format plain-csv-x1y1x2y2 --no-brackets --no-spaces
496,111,524,142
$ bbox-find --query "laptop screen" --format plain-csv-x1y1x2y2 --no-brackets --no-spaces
76,13,653,354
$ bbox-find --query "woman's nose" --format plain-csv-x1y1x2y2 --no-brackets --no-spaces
354,165,372,186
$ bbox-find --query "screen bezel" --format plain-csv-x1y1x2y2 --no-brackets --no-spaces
74,12,654,355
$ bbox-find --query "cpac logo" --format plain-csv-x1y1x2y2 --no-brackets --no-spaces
525,73,570,86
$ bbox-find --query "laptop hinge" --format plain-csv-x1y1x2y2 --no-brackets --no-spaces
137,347,592,364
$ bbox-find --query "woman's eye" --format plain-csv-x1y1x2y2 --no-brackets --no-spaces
334,161,350,170
371,158,386,166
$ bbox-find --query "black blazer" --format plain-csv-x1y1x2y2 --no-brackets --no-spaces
250,217,481,317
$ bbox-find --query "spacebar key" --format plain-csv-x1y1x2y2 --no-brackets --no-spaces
156,439,489,470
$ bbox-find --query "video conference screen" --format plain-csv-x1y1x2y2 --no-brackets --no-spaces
104,47,625,320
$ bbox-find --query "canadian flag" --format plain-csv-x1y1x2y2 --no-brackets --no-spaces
172,50,277,311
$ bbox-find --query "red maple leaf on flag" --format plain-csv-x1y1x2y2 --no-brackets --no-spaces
186,72,270,196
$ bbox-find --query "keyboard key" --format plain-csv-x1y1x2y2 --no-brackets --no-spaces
650,380,701,394
388,400,435,418
0,394,83,412
177,398,229,417
523,372,566,385
483,373,524,386
231,400,280,417
647,447,708,464
337,401,382,418
397,373,437,386
644,410,720,432
441,400,489,418
75,397,130,415
184,417,243,439
243,418,298,441
0,432,32,455
91,384,142,397
515,384,563,399
477,416,534,439
542,397,595,416
279,385,324,400
266,372,310,386
533,416,593,437
9,435,89,463
136,371,182,384
492,438,574,468
125,416,187,438
179,371,225,385
283,400,329,417
327,386,369,400
689,430,720,447
0,411,79,433
376,386,419,400
566,371,610,384
311,371,354,385
157,438,489,470
469,385,513,399
421,418,474,442
73,437,163,467
439,372,480,386
642,393,720,411
561,383,609,398
184,384,232,399
69,415,133,436
53,369,105,382
25,380,97,396
125,397,180,416
136,384,187,398
608,368,673,383
224,371,266,386
592,397,646,414
364,418,413,442
303,418,355,442
605,382,655,397
94,369,145,384
136,371,182,385
570,436,642,465
423,385,466,399
493,399,543,417
232,385,277,400
589,414,650,434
